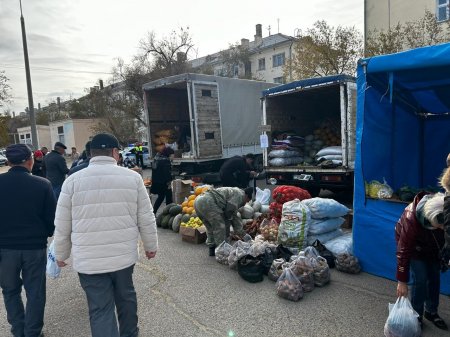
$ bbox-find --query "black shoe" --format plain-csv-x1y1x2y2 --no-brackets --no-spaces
424,311,448,330
209,246,216,256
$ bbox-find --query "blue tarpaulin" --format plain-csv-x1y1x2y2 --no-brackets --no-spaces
262,74,354,97
353,43,450,294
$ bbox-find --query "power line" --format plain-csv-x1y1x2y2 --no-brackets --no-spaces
2,63,112,75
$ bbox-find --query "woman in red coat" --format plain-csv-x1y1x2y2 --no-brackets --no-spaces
395,192,447,330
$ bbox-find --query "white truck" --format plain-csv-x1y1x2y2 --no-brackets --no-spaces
143,73,276,183
261,75,357,196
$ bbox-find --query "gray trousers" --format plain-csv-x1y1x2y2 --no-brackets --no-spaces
78,264,138,337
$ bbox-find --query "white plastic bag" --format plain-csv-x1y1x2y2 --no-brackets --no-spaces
277,199,311,249
384,297,421,337
46,241,60,279
255,187,271,205
215,241,233,265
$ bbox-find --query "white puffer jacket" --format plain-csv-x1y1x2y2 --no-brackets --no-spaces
54,156,158,274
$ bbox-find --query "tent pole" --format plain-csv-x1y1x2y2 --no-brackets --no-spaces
419,116,424,188
391,104,396,188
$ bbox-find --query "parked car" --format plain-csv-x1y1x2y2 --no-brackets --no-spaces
0,154,7,166
120,146,151,167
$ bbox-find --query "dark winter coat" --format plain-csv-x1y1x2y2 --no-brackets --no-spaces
0,166,56,249
395,192,445,283
31,159,46,177
44,150,69,186
219,156,252,188
150,154,172,195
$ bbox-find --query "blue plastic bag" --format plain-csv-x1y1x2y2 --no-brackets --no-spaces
301,198,350,219
46,241,61,279
308,217,345,235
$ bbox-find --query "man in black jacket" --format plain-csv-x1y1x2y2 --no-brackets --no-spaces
0,144,56,337
219,154,257,188
44,142,69,199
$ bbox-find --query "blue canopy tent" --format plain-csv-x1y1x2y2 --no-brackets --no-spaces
353,43,450,294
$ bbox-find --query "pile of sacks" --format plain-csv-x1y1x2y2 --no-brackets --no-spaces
303,197,350,246
315,146,343,165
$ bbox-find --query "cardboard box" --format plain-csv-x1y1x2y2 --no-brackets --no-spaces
171,179,193,204
342,211,353,229
180,225,207,244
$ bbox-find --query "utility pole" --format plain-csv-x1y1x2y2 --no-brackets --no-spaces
20,0,38,149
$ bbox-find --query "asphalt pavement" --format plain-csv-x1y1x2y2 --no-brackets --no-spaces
1,164,450,336
1,227,450,337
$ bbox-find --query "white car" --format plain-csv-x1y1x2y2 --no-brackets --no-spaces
0,154,7,166
120,146,151,167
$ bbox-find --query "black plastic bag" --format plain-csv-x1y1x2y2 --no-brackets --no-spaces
259,247,275,275
276,244,294,261
312,239,335,268
237,254,264,283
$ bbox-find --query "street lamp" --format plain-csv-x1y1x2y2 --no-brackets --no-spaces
19,0,38,149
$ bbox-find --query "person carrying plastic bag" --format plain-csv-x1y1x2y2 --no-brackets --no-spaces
395,192,447,330
46,240,61,279
384,296,421,337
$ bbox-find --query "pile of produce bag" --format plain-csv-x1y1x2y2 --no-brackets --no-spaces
270,185,311,222
315,146,343,165
335,253,361,274
300,198,349,245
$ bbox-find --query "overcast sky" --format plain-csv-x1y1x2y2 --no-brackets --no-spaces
0,0,363,114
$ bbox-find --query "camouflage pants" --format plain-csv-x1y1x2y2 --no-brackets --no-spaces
194,195,230,247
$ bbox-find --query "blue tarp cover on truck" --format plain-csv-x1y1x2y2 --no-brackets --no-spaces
353,43,450,294
262,74,355,97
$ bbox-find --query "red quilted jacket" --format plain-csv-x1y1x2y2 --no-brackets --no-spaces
395,192,445,283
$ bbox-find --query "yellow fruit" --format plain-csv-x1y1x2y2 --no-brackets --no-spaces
182,207,189,214
188,195,196,201
188,200,195,207
187,207,194,214
195,187,203,195
181,201,188,207
202,186,210,193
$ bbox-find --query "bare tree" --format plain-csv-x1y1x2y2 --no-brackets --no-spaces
284,21,363,79
218,43,252,79
139,27,194,77
366,10,450,56
0,71,12,109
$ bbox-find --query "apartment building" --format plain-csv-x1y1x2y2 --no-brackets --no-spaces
365,0,449,36
191,24,295,84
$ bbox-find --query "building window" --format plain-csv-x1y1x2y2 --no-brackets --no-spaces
25,133,30,139
258,58,265,70
202,89,212,97
273,53,285,67
437,0,450,21
57,126,64,134
20,134,25,140
273,77,284,84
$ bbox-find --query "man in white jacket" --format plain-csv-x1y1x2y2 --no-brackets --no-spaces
54,133,158,337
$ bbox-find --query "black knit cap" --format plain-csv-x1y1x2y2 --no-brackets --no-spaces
90,133,119,149
5,144,33,164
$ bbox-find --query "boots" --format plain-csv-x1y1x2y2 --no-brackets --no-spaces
209,245,216,256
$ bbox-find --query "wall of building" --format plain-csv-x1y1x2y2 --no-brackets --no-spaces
365,0,437,34
17,125,51,149
251,44,292,83
72,119,101,152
